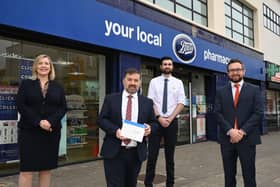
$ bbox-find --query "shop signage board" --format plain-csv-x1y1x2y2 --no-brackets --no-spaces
266,63,280,83
0,86,18,120
0,86,18,163
0,121,18,163
0,0,264,81
19,59,33,80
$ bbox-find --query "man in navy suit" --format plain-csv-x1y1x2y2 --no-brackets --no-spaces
214,59,264,187
98,68,157,187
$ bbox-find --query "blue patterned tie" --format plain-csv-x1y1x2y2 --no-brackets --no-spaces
162,79,168,113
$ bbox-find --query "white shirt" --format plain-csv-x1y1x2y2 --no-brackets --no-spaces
121,90,138,147
227,79,245,135
148,75,186,117
231,80,244,101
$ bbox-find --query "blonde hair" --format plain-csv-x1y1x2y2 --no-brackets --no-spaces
31,54,55,80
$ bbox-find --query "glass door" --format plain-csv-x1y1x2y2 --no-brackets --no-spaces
141,62,191,144
191,73,207,143
177,78,190,144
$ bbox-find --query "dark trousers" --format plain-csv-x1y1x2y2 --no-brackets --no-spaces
145,119,178,187
104,147,141,187
220,143,256,187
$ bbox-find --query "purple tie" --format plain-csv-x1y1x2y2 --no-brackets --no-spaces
123,95,132,145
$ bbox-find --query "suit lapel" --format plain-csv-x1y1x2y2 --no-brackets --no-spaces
115,93,123,126
137,95,142,123
228,82,247,108
226,83,235,108
236,82,247,107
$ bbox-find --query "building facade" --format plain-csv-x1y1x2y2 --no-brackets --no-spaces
261,0,280,131
0,0,266,175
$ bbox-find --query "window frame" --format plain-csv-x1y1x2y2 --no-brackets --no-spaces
263,3,280,37
148,0,208,26
225,0,254,47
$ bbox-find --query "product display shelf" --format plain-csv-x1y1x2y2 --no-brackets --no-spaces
66,110,89,149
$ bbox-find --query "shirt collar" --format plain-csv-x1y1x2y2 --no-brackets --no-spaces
161,74,172,80
123,90,138,98
231,79,244,88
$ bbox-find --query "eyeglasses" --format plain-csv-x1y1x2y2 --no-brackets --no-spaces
228,68,243,73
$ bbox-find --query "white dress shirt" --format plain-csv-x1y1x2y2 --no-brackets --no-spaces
231,79,244,101
226,79,245,135
121,90,138,147
148,75,186,117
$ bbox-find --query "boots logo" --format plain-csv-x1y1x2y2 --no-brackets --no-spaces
172,34,196,64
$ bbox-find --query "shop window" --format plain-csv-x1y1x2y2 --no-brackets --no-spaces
266,90,280,131
0,36,105,175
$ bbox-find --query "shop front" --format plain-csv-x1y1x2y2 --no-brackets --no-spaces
0,0,265,175
265,62,280,131
0,36,106,175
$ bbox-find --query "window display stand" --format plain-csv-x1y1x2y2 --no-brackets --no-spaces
66,95,88,149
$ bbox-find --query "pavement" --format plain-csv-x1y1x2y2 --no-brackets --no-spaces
1,131,280,187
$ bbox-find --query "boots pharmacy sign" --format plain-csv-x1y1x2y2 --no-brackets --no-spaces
0,0,265,80
172,34,196,64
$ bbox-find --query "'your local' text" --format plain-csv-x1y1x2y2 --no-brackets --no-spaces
104,20,162,47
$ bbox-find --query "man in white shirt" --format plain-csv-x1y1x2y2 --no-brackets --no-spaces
144,57,185,187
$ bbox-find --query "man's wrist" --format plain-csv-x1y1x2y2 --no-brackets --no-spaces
239,129,246,135
227,128,233,136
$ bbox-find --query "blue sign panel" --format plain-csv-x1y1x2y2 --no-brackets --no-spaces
0,144,18,163
19,60,33,80
0,120,18,163
0,0,265,80
0,87,18,120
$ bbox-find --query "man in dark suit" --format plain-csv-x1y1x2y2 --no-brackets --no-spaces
214,59,264,187
98,68,157,187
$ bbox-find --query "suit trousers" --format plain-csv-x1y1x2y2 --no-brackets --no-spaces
103,147,141,187
145,119,178,187
220,143,256,187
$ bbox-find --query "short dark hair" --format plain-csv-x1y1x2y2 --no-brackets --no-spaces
160,56,173,65
123,68,140,78
227,59,245,72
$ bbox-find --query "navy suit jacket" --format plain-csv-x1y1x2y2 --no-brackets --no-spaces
98,92,158,162
214,82,263,145
17,79,67,131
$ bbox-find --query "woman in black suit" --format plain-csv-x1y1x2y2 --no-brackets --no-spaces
17,54,66,187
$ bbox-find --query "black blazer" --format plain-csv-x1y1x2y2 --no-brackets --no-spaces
17,79,67,131
98,92,158,162
214,82,263,145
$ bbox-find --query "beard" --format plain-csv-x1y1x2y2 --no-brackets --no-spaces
126,85,138,94
161,68,172,75
229,76,243,83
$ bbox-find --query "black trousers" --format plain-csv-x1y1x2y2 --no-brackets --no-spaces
220,143,256,187
104,147,141,187
144,119,178,187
